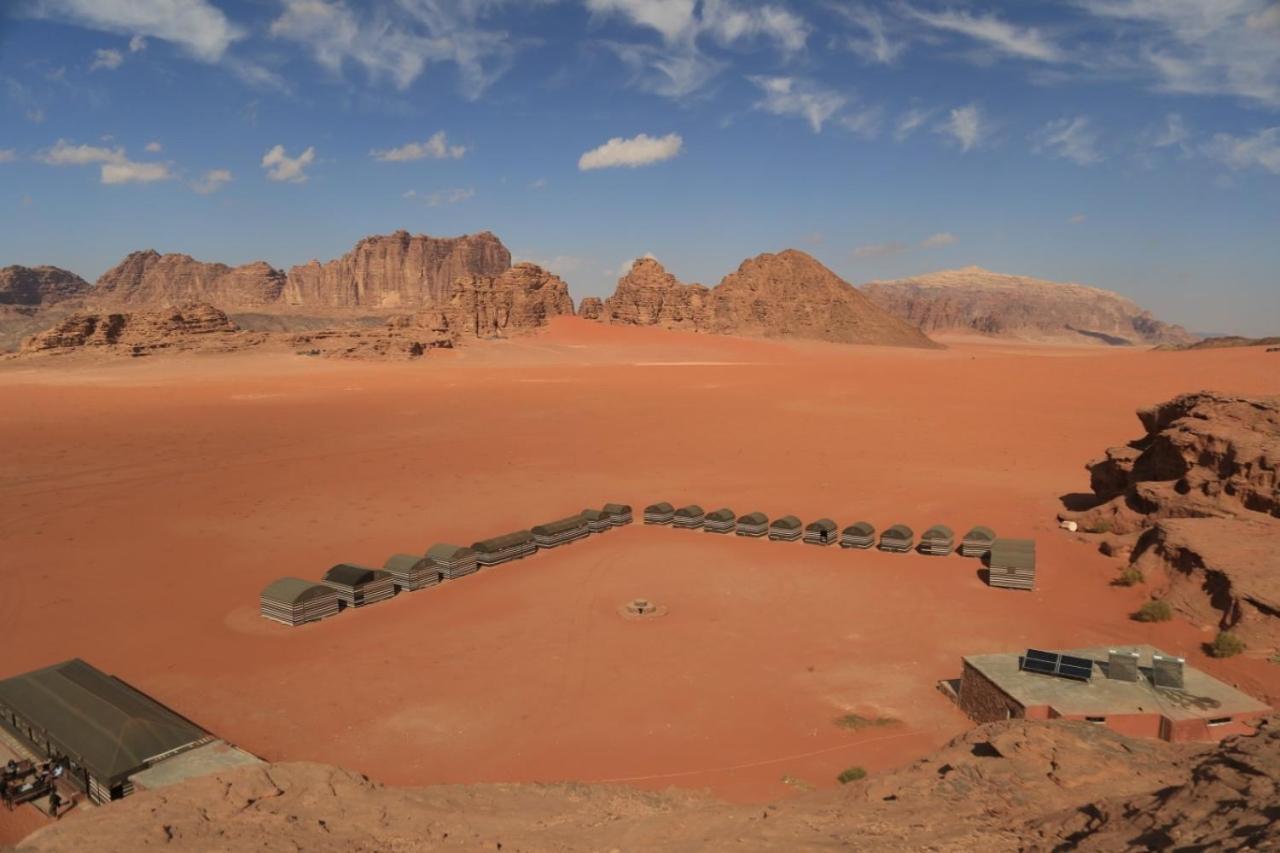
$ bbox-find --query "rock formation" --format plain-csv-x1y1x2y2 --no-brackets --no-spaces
445,262,574,338
17,717,1277,851
602,257,712,329
595,252,939,348
862,267,1195,346
20,303,263,357
576,296,604,320
92,251,286,308
282,230,510,308
1062,392,1280,650
0,265,91,305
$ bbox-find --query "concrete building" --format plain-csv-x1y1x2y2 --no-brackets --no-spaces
954,645,1270,742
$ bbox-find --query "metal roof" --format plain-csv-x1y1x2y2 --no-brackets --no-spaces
260,577,334,605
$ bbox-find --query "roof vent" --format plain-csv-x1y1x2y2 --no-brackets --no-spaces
1107,649,1140,682
1151,654,1185,690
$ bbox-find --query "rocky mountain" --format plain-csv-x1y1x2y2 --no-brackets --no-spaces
17,717,1277,851
862,267,1195,346
1062,392,1280,652
0,265,91,306
20,303,263,357
91,251,286,308
445,262,574,338
282,230,510,308
576,296,604,320
595,252,939,349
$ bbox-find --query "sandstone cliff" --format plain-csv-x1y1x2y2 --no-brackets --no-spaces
1062,392,1280,651
92,251,286,308
0,265,90,305
446,262,574,338
596,252,939,349
20,303,263,357
862,267,1195,346
18,718,1276,851
283,230,510,308
576,296,604,320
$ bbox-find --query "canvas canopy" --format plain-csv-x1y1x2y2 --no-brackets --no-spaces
426,543,473,562
473,530,535,552
843,521,875,536
260,577,332,606
806,518,837,533
532,515,587,536
922,525,954,542
737,512,768,525
323,564,379,587
771,515,802,530
383,554,428,574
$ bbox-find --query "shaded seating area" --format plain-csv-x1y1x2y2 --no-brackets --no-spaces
426,543,478,580
803,518,838,546
531,514,590,548
581,508,611,534
703,508,736,534
879,524,914,553
321,564,396,608
472,530,537,566
259,578,341,626
987,538,1036,590
602,503,633,526
769,515,803,541
673,504,706,530
735,512,769,537
960,526,997,558
382,554,443,592
919,525,955,556
840,521,876,549
643,502,675,525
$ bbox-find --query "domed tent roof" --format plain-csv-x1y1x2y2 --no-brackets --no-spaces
383,554,429,574
883,524,913,539
771,515,802,530
706,507,735,522
425,543,474,562
843,521,875,536
806,518,837,533
737,512,768,525
323,564,380,587
922,525,954,541
261,577,334,605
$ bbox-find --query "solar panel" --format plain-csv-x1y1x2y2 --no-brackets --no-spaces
1058,655,1095,681
1025,648,1059,664
1019,649,1094,681
1020,656,1057,675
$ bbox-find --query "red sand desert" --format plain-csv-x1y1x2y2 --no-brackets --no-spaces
2,319,1278,843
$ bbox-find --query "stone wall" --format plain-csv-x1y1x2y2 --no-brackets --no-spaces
957,662,1025,723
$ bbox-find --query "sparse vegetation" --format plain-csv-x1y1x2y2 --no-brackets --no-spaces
1133,600,1173,622
1083,518,1113,534
1209,631,1246,658
834,713,900,730
1114,566,1145,587
837,766,867,784
781,775,815,792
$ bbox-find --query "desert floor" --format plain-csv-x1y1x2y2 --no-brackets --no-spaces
1,319,1277,842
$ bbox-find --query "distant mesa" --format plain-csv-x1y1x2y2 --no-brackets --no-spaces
595,251,940,349
861,266,1195,346
93,251,287,309
21,302,262,357
0,264,91,306
1157,335,1280,352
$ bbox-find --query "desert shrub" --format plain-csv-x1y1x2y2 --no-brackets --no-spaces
1115,567,1145,587
1084,518,1113,534
1134,600,1173,622
1209,631,1246,658
834,714,899,730
837,766,867,784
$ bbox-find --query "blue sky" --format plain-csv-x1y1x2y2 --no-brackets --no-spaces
1,0,1278,334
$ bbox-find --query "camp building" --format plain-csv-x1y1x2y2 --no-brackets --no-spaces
952,645,1270,743
0,659,214,803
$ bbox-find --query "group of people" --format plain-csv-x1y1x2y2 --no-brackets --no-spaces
2,756,69,817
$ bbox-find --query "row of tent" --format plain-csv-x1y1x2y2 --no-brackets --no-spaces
259,503,635,626
643,503,1036,587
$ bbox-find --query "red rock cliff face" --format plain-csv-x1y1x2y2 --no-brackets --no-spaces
602,258,712,329
20,303,258,356
862,267,1195,346
283,230,511,308
0,265,91,305
93,251,286,308
445,262,574,337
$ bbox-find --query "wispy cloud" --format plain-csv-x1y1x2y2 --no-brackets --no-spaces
894,107,934,141
25,0,243,62
920,231,957,248
1032,115,1103,165
89,48,124,71
853,231,958,259
144,141,163,153
935,104,985,151
1150,112,1189,148
0,149,16,163
748,75,845,133
908,6,1065,62
371,131,466,162
1068,213,1088,224
191,168,232,194
579,132,683,170
261,144,315,183
833,4,909,65
404,187,476,206
39,139,172,184
1204,127,1280,175
528,177,549,190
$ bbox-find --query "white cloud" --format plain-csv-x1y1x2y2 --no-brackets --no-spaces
26,0,243,63
39,138,173,184
0,149,15,163
144,141,163,153
852,241,908,259
894,107,933,141
261,144,316,182
528,177,549,190
101,160,172,184
1068,213,1088,224
579,132,683,170
920,232,957,248
129,34,147,52
269,0,520,98
1150,112,1189,148
936,103,984,151
90,48,124,71
371,131,465,162
908,6,1065,62
748,76,845,133
1204,127,1280,175
191,168,232,194
405,187,475,206
835,4,908,65
1033,115,1103,165
838,105,883,140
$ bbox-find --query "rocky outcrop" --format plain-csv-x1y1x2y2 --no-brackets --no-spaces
577,296,604,320
711,250,940,347
289,313,455,360
862,267,1195,346
0,265,91,305
445,262,574,338
22,718,1274,852
1063,392,1280,650
283,230,510,308
596,252,939,348
20,303,263,357
602,257,712,329
92,251,286,308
